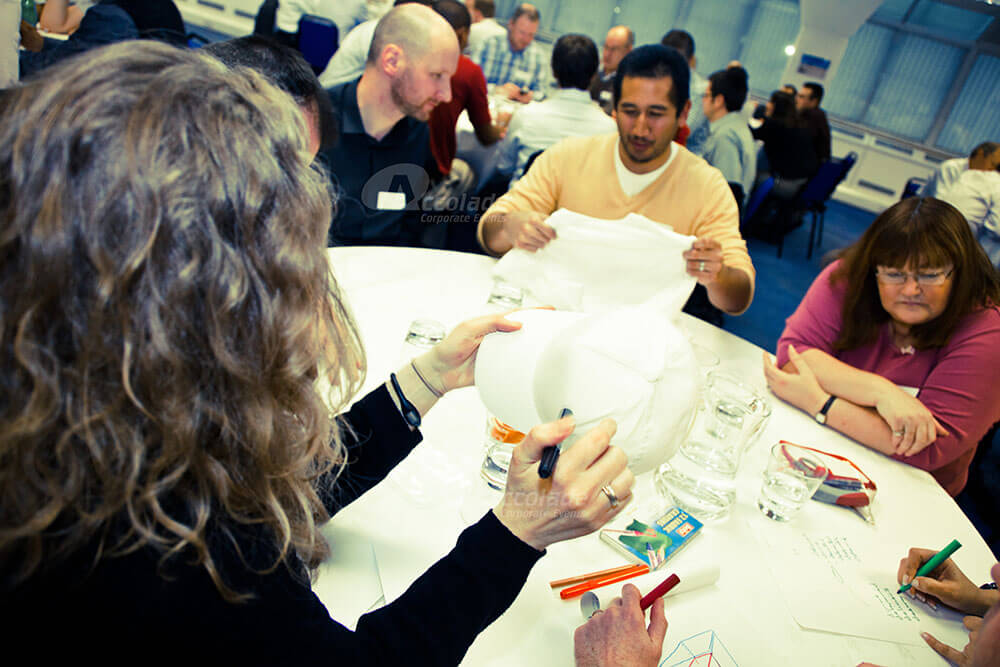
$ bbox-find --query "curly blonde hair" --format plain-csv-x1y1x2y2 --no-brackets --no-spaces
0,42,364,599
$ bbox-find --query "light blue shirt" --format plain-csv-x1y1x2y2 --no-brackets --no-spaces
940,170,1000,268
700,111,756,203
471,34,547,93
685,71,710,155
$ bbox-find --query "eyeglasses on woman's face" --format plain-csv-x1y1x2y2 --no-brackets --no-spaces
875,266,954,287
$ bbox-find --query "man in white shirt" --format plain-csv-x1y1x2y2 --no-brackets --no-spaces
939,167,1000,268
318,0,427,88
465,0,505,54
497,33,615,183
1,0,18,88
922,142,1000,198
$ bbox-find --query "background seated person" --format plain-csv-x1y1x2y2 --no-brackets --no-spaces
699,65,754,206
895,547,1000,666
751,89,818,199
471,3,546,102
38,0,95,34
465,0,506,53
922,141,999,198
589,25,634,115
764,197,1000,497
477,45,755,318
0,41,640,664
425,0,504,218
795,81,831,164
938,162,1000,268
496,32,615,185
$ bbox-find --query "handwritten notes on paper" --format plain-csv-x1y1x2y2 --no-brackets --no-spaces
755,529,968,647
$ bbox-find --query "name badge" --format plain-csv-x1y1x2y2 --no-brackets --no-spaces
899,385,920,397
376,191,407,211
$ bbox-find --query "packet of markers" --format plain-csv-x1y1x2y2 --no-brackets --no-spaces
549,506,702,601
778,440,878,525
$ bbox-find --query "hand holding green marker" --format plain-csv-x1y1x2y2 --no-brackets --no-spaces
897,538,962,594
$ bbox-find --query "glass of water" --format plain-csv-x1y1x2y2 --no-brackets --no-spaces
756,443,829,522
397,318,446,367
704,371,771,446
480,414,525,490
654,436,741,522
486,278,523,311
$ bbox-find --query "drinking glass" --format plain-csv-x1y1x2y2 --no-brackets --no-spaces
756,443,829,522
480,415,525,490
654,435,742,522
703,371,771,446
486,278,523,311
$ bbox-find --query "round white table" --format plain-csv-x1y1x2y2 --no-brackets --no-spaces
314,246,995,666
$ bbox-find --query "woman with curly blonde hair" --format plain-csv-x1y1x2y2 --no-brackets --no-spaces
0,42,638,663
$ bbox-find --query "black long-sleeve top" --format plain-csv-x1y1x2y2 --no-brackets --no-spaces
752,118,820,180
1,386,544,665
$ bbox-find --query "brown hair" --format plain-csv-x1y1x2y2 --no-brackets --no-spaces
831,197,1000,351
0,42,364,599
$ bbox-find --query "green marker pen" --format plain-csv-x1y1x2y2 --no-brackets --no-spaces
898,538,962,594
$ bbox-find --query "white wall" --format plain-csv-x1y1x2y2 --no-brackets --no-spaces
780,0,883,91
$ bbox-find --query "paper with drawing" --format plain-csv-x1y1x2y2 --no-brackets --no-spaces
757,530,969,647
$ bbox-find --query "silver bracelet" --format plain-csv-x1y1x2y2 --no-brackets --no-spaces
410,359,443,398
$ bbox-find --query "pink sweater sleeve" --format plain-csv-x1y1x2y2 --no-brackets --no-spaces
890,306,1000,473
776,261,845,367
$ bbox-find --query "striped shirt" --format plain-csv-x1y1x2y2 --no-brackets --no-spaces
471,34,547,93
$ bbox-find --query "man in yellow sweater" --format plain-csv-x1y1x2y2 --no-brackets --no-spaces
476,45,755,316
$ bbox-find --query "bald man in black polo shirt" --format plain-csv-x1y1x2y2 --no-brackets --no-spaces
320,4,460,246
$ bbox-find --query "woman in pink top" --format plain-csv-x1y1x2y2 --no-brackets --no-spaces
764,197,1000,496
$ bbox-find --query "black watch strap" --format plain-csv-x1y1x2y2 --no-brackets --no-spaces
816,395,837,424
390,372,421,428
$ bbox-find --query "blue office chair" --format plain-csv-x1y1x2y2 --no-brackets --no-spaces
802,151,858,259
900,176,926,200
742,177,774,228
253,0,278,36
297,14,339,75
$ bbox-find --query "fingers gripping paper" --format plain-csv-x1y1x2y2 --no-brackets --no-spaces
474,298,700,474
491,208,698,313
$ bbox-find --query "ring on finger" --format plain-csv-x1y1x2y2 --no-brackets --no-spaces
698,260,706,273
893,429,904,437
600,484,619,509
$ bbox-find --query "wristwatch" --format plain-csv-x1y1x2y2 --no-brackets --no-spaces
814,395,837,425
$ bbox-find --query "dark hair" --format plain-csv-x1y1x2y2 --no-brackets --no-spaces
433,0,471,31
512,3,540,23
768,90,797,126
781,83,797,95
971,141,999,160
474,0,495,17
660,29,694,61
707,66,748,112
831,197,1000,351
0,41,364,598
803,81,824,104
613,44,690,113
552,34,599,90
204,36,337,151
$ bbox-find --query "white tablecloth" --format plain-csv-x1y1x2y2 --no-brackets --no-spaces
314,246,995,666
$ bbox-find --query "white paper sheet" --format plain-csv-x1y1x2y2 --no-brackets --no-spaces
754,527,969,647
492,208,697,313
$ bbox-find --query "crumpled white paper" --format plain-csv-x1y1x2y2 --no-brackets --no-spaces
491,208,698,313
